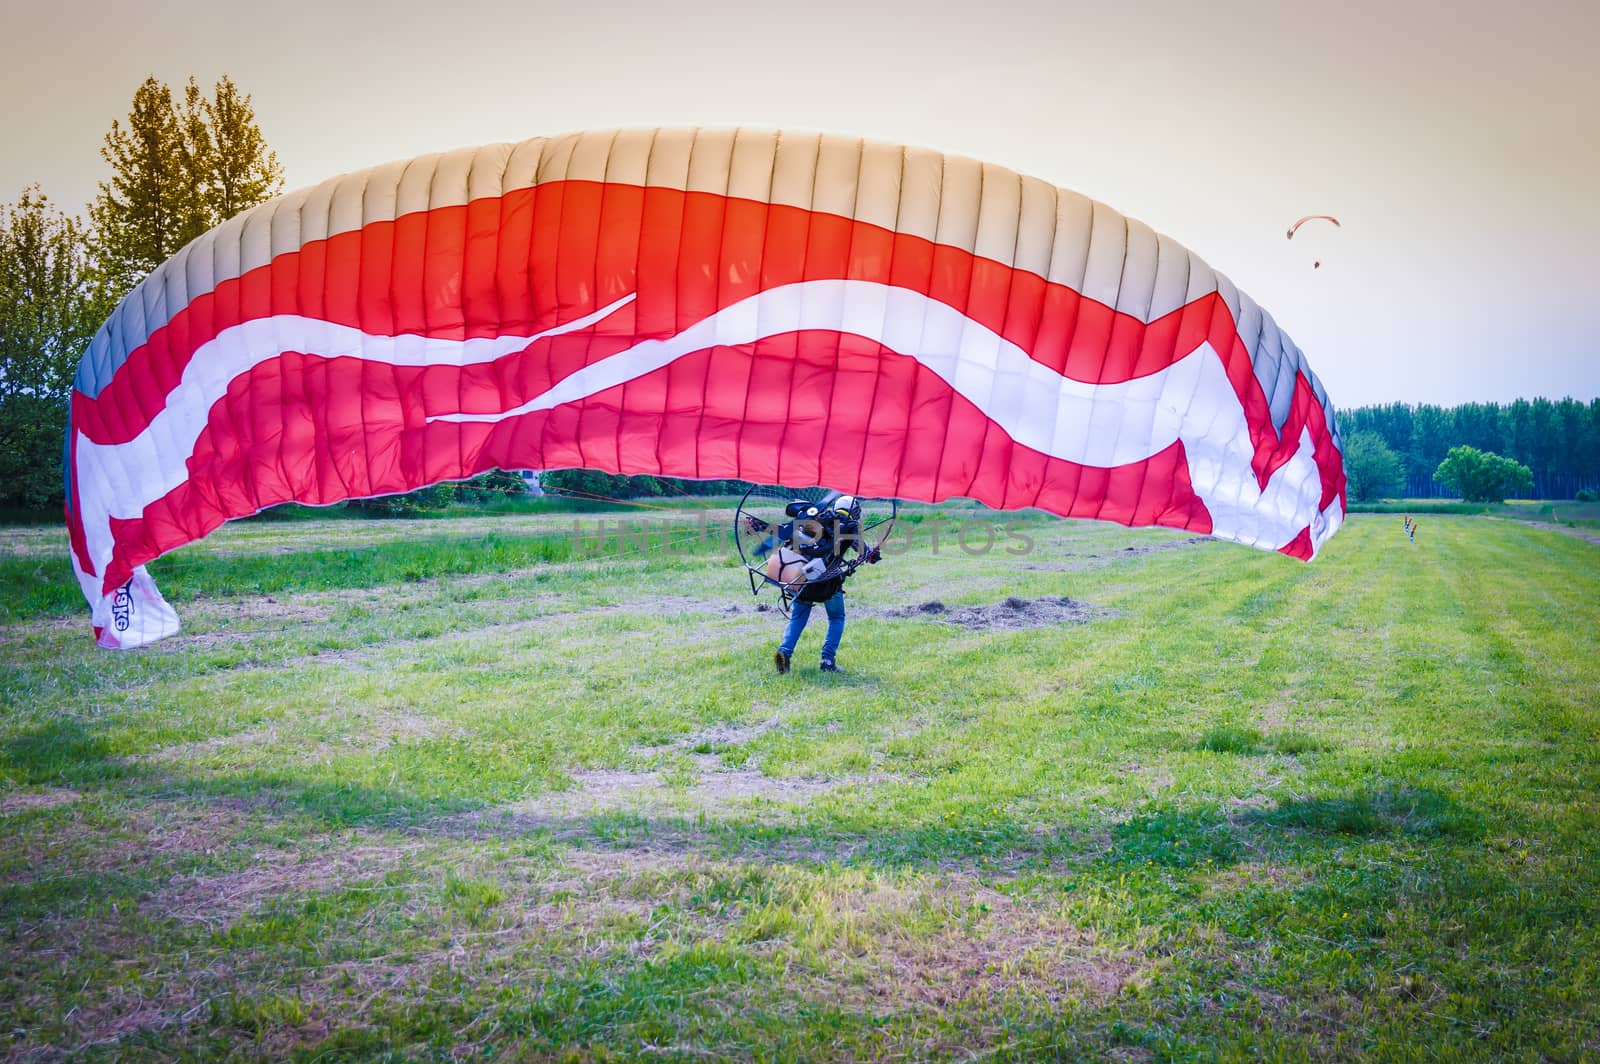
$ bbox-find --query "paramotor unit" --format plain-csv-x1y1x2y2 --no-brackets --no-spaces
734,486,898,616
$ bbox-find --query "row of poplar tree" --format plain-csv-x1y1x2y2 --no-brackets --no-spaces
1338,400,1600,502
0,76,285,510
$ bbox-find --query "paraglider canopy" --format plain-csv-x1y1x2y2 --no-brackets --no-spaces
1286,214,1342,269
64,127,1347,648
1286,214,1341,239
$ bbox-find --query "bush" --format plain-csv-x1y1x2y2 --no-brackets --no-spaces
0,397,68,510
452,468,531,503
1577,488,1598,503
345,484,455,517
343,469,540,515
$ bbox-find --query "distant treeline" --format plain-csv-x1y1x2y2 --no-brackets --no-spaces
1338,398,1600,499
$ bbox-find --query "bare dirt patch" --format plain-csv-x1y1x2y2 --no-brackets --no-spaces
1,526,70,557
28,848,752,1057
2,796,270,883
882,596,1120,630
0,614,100,642
136,724,290,766
355,708,449,751
271,850,1137,1025
1118,762,1177,794
149,837,427,928
491,709,899,825
430,709,912,854
861,879,1133,1009
505,761,895,822
1254,695,1292,731
154,602,338,650
181,594,337,626
1116,535,1213,555
672,718,784,748
136,708,450,767
0,787,81,815
16,839,431,1059
1200,860,1309,896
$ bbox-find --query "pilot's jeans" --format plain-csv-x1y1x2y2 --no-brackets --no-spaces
779,591,845,662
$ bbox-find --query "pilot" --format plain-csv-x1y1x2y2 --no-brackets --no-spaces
749,493,878,674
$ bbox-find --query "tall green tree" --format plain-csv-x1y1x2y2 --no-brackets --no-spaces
1434,446,1533,504
200,76,283,221
89,77,208,295
90,75,283,299
0,187,109,509
1342,431,1404,502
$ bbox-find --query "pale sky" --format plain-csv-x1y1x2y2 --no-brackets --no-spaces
4,0,1596,407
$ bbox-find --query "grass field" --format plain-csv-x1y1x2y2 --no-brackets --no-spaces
2,504,1597,1060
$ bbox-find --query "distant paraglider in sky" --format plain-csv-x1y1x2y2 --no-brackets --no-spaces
1287,215,1341,269
65,128,1348,648
1286,215,1341,240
